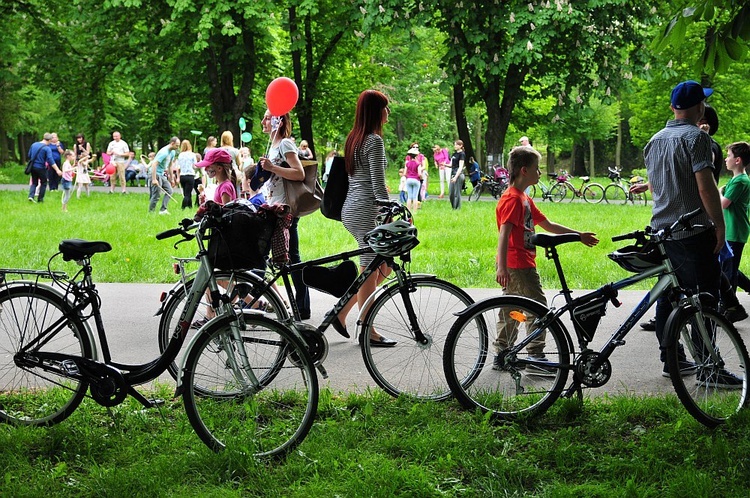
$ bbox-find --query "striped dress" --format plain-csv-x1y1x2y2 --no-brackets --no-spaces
342,134,390,267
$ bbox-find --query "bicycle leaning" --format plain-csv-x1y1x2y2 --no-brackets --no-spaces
603,167,648,205
443,208,749,427
0,208,318,459
556,171,605,204
528,172,568,202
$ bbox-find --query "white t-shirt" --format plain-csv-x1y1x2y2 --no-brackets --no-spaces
265,138,298,205
107,139,130,161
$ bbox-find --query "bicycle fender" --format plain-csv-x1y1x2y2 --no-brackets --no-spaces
354,273,442,324
4,281,99,361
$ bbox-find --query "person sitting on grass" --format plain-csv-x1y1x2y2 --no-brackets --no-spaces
494,145,599,375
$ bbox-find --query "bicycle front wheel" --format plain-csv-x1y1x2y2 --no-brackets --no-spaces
549,183,567,202
582,183,605,204
469,184,483,201
360,276,474,401
666,307,749,427
443,296,570,420
158,270,289,381
0,284,92,426
604,184,628,204
182,313,318,458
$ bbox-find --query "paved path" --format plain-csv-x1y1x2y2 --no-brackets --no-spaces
92,283,750,398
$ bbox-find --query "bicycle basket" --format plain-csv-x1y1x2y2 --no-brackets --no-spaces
629,175,645,184
365,220,419,257
207,205,277,271
607,242,663,273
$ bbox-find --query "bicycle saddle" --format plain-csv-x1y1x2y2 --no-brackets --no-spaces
59,239,112,261
531,233,581,248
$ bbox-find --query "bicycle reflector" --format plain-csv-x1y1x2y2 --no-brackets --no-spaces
509,310,527,322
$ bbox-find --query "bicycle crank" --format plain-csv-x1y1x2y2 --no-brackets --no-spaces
574,351,612,388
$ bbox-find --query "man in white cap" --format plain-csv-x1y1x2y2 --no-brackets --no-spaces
632,80,738,386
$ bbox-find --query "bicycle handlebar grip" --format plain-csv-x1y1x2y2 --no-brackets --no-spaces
611,231,640,242
155,228,184,240
679,208,703,224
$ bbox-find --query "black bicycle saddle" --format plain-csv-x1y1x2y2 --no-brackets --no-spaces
59,239,112,261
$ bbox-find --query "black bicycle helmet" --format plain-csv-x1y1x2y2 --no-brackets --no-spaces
365,220,419,257
608,243,663,273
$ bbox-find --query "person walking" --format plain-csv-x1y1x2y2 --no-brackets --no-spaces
449,140,466,210
258,109,311,320
148,137,179,215
631,80,738,385
26,133,60,203
335,89,396,347
176,140,197,209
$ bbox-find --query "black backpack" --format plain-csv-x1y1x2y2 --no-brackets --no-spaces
321,156,348,221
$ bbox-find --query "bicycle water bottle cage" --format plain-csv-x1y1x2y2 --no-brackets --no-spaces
59,239,112,262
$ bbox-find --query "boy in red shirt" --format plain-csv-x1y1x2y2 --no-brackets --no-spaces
494,146,599,374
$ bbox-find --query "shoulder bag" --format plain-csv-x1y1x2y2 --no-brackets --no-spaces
320,156,348,221
25,144,45,175
283,159,323,218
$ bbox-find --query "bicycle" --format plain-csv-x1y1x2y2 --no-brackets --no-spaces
528,172,568,202
468,174,508,201
193,200,474,401
0,207,318,458
557,172,605,204
603,167,648,205
443,208,749,427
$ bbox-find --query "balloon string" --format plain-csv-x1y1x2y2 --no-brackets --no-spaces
264,116,281,158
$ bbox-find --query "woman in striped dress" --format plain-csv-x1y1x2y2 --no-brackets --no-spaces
337,89,396,347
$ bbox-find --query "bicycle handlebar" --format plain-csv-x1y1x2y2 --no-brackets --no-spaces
155,218,197,241
611,208,704,244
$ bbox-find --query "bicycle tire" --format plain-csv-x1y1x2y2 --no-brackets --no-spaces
549,183,567,202
469,184,483,201
528,185,537,199
582,183,605,204
603,184,628,204
158,270,289,382
443,296,570,420
665,306,749,427
182,312,318,458
359,276,474,401
632,191,648,206
0,284,93,426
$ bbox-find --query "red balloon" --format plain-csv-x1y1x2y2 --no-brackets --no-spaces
105,164,115,175
265,77,299,116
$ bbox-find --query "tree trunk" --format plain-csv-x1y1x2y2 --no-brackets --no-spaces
588,139,595,177
481,64,528,167
616,117,622,170
547,149,555,174
453,81,474,161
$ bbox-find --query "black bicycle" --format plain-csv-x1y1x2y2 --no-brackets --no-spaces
443,209,749,427
163,200,474,401
0,209,318,458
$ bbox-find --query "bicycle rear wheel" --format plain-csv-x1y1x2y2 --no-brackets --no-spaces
182,313,318,458
666,307,749,427
582,183,605,204
469,184,483,201
604,184,628,204
443,296,570,420
0,284,92,426
158,270,288,381
549,183,567,202
360,276,474,401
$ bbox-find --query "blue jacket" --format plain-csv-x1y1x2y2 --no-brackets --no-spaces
28,141,56,170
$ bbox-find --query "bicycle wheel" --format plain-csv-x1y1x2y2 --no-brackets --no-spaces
665,307,749,427
359,276,474,401
469,183,483,201
631,191,648,206
0,284,93,426
528,185,537,199
582,183,605,204
604,184,628,204
158,270,289,381
443,296,570,420
549,183,567,202
182,313,318,458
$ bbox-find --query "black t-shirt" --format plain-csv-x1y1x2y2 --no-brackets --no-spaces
451,151,465,176
710,138,722,183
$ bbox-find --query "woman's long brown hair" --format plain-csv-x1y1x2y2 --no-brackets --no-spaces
344,90,388,176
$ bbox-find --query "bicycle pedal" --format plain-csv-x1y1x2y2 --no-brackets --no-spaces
148,398,166,407
61,359,80,376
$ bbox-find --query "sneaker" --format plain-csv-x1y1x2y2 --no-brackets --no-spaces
640,317,656,331
661,360,698,378
27,197,35,202
190,317,209,330
724,305,748,323
159,210,170,215
525,356,557,377
696,369,744,389
492,354,525,371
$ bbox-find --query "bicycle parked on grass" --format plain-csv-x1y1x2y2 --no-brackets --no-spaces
163,200,474,402
603,167,648,205
443,208,749,427
556,172,605,204
468,174,509,201
528,172,568,202
0,208,318,458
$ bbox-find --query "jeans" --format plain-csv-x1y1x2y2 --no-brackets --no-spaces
149,175,172,212
180,175,195,209
289,217,310,317
405,178,420,202
449,174,464,209
47,163,61,190
29,167,48,202
654,229,720,362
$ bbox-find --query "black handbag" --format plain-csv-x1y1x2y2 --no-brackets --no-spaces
25,145,45,175
321,156,348,221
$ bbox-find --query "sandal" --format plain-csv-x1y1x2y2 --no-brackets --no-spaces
190,317,209,330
